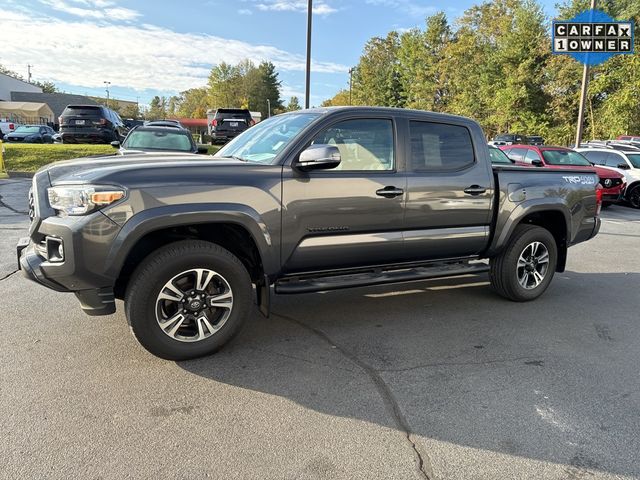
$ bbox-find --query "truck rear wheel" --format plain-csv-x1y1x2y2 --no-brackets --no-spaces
489,225,557,302
124,240,252,360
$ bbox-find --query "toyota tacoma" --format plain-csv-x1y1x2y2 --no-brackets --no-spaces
17,107,602,360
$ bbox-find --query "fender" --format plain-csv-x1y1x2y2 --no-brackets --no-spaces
103,203,279,279
486,199,572,257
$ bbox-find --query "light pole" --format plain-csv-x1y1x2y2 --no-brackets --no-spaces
349,67,354,105
305,0,313,109
575,0,596,147
103,81,111,108
267,99,271,118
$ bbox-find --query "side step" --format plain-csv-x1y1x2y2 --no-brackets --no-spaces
274,260,489,294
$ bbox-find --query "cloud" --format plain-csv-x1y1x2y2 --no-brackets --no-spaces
255,0,337,15
238,8,253,15
38,0,140,21
365,0,436,17
0,9,348,94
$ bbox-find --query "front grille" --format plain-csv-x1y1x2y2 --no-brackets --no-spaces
600,178,623,189
28,188,35,222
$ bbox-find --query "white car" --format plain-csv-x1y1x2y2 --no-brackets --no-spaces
0,118,22,139
576,147,640,209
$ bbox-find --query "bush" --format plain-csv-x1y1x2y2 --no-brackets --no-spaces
1,143,115,172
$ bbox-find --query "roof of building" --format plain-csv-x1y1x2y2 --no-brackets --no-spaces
10,92,99,119
0,72,43,91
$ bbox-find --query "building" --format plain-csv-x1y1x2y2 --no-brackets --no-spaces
0,72,42,101
11,92,100,127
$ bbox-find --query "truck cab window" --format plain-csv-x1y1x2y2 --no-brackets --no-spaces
410,121,474,171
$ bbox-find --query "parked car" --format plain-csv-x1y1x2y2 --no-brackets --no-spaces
209,108,254,144
579,140,640,152
616,135,640,143
527,135,544,146
0,118,21,138
489,133,528,146
17,107,603,360
488,145,514,164
59,105,128,144
576,147,640,209
123,118,145,129
4,124,56,143
500,145,626,206
113,125,207,154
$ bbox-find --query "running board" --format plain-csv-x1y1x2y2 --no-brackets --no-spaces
274,261,489,294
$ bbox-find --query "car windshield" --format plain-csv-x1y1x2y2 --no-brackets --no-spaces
625,154,640,168
494,134,515,141
489,147,512,164
123,130,193,151
542,150,591,166
215,112,321,164
14,126,40,133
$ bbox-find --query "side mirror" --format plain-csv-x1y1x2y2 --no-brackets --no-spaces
296,144,341,171
197,146,209,154
618,163,630,170
110,141,120,149
531,159,544,167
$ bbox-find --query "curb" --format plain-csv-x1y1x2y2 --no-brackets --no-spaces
7,171,34,178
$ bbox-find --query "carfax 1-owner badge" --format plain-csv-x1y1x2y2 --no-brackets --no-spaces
552,9,634,65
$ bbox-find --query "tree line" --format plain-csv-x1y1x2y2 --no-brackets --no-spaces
147,60,301,121
322,0,640,145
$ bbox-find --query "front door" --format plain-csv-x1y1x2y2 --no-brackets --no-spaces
281,117,406,273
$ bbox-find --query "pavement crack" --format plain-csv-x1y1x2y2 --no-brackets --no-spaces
1,270,19,282
272,311,433,480
0,195,28,216
379,356,539,373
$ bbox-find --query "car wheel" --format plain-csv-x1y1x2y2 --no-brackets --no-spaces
489,224,557,302
628,185,640,209
125,240,253,360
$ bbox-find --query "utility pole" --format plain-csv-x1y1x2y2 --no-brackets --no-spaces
27,64,33,83
575,0,596,147
104,81,111,108
349,67,354,105
267,99,271,118
305,0,313,109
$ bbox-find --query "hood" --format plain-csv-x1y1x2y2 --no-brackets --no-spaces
592,165,623,179
41,153,244,184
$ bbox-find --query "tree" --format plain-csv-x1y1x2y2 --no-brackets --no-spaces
33,80,58,93
147,96,167,120
321,89,351,107
286,96,301,111
121,103,141,119
255,61,283,118
176,88,209,118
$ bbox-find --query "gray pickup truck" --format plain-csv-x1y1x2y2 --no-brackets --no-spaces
17,107,602,360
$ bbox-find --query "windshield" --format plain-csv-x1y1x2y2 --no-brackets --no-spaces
495,134,515,142
123,130,193,151
625,154,640,168
215,112,321,164
542,150,591,166
14,126,40,133
489,147,512,164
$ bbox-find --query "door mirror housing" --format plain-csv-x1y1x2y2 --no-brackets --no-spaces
197,146,209,154
618,163,630,170
110,141,120,149
296,144,341,171
531,159,544,167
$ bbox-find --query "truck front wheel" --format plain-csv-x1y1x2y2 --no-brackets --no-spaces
489,225,557,302
124,240,252,360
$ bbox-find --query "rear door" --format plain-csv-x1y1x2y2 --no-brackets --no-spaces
402,119,493,259
281,115,406,273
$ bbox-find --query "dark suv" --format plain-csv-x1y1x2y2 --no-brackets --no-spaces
59,105,128,144
209,108,254,144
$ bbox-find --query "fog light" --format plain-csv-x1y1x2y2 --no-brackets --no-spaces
46,236,64,262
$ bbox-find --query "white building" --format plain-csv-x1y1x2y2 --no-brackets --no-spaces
0,72,42,101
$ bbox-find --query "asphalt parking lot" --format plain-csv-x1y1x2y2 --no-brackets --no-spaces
1,177,639,480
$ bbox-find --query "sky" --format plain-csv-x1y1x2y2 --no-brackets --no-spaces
0,0,559,110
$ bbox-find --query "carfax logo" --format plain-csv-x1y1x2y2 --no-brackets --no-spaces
552,9,634,65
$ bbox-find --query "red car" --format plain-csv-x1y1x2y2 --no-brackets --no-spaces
500,145,626,205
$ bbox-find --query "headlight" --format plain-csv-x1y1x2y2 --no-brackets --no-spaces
47,185,125,216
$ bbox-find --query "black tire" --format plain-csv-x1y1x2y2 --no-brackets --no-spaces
627,185,640,209
489,224,557,302
125,240,252,360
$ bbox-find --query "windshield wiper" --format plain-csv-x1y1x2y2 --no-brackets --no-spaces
217,155,247,162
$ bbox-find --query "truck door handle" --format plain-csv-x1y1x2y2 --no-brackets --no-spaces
376,186,404,198
464,185,487,196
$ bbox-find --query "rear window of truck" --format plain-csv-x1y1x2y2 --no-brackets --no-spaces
410,121,475,171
